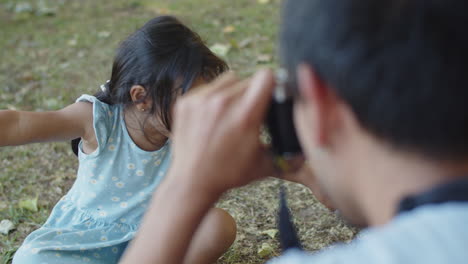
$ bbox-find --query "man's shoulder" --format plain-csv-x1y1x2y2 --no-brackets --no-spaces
269,202,468,264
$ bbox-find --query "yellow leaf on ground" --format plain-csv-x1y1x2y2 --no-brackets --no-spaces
257,54,272,63
19,197,38,212
210,43,231,57
260,229,279,239
258,242,274,258
223,25,236,33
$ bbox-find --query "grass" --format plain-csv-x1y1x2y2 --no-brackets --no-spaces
0,0,356,263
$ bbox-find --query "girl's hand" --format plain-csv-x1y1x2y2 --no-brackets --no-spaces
169,69,277,197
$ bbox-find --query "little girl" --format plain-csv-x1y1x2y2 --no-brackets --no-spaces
1,16,236,264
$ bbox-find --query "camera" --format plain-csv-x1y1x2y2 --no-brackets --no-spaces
266,69,302,157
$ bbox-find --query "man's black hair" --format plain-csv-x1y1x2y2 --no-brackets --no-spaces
280,0,468,159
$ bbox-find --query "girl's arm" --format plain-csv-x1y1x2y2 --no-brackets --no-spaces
0,102,94,147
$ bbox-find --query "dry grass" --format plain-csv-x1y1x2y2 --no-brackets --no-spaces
0,0,356,263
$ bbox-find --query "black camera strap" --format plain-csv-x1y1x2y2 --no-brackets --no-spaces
272,156,303,251
278,184,303,251
398,178,468,214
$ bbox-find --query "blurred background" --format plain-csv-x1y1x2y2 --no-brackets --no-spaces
0,0,355,263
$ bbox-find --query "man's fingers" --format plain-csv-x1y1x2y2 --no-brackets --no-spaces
217,78,251,100
241,69,275,124
193,71,239,97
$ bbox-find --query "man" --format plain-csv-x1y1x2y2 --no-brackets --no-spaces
121,0,468,263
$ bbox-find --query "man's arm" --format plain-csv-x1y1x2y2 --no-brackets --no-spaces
120,70,276,263
120,169,219,264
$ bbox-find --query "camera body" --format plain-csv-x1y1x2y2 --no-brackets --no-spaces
266,69,302,157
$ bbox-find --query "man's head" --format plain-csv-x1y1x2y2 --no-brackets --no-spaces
280,0,468,225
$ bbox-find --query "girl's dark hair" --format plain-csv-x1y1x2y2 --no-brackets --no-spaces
72,16,228,155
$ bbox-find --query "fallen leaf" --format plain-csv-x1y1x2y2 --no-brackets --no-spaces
156,8,170,14
211,19,221,26
210,43,231,57
37,0,57,16
229,39,239,49
6,104,17,111
257,242,274,258
239,38,253,48
19,71,35,81
97,31,111,38
67,38,78,46
257,54,272,63
44,98,62,109
14,2,33,14
0,219,15,235
54,187,62,195
223,25,236,34
260,229,278,239
36,7,57,16
19,197,38,212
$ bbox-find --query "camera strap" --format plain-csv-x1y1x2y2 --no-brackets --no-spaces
278,183,303,251
398,178,468,214
273,157,303,251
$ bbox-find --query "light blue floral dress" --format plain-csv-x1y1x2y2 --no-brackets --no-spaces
13,94,171,264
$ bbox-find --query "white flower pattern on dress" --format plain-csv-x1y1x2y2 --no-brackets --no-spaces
14,95,171,263
98,211,108,217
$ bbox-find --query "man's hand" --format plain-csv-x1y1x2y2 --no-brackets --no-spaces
120,70,277,264
170,70,277,196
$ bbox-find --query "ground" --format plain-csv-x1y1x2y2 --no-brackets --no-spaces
0,0,356,263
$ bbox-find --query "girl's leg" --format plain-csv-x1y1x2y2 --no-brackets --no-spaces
183,208,237,264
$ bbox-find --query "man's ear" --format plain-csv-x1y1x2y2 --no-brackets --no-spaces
296,63,331,147
129,85,151,112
